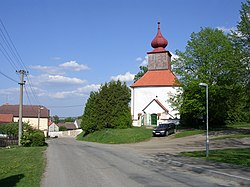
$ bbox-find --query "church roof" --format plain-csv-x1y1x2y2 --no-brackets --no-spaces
131,70,180,88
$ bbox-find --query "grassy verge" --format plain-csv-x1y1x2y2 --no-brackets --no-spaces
0,146,46,187
77,127,152,144
175,129,205,138
227,122,250,129
212,134,250,140
181,148,250,167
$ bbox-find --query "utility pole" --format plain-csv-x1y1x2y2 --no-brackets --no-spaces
17,70,27,146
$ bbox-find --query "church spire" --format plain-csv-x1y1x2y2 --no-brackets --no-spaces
151,22,168,52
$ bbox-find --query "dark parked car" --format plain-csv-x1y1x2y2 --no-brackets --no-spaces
152,123,176,137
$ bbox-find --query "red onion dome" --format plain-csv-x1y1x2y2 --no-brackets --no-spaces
151,22,168,50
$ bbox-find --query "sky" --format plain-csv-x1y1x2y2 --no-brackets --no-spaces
0,0,244,117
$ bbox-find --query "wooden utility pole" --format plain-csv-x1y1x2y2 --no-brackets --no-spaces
17,70,27,146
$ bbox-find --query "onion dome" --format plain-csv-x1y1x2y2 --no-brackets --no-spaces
151,22,168,52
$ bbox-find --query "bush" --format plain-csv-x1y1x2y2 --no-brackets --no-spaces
21,124,46,147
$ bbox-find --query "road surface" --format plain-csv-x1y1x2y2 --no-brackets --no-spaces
42,138,238,187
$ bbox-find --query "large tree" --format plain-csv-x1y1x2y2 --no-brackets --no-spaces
230,0,250,122
172,27,247,128
81,80,131,135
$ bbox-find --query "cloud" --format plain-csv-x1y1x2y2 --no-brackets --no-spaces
30,74,86,86
59,60,89,71
44,84,101,99
217,26,236,33
136,57,142,61
111,72,135,82
136,56,148,66
29,65,64,75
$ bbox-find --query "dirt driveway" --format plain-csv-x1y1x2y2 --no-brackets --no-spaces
121,130,250,155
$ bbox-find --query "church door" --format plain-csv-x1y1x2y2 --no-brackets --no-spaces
151,114,157,126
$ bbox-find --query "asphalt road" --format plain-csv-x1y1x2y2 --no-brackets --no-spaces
42,138,237,187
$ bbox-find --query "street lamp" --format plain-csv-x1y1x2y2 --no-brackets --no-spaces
38,106,44,130
199,83,209,158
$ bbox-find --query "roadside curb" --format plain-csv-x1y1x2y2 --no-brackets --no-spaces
166,159,250,186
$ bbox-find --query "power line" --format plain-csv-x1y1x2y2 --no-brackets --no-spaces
0,70,18,83
48,105,84,108
0,18,27,70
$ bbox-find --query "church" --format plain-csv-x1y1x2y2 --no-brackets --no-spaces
130,22,181,127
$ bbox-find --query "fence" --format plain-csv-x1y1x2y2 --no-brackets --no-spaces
0,136,18,147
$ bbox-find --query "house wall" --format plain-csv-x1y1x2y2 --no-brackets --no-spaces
14,117,49,131
131,86,180,126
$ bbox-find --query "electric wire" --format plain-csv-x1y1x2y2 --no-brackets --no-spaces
24,85,39,114
48,105,84,108
0,18,26,70
0,70,18,83
0,18,41,106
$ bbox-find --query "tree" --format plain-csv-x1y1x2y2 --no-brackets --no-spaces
133,66,148,82
64,117,75,122
230,0,250,122
172,27,247,128
81,80,131,135
52,115,59,124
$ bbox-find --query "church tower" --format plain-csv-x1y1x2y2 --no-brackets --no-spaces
147,22,172,70
130,22,180,127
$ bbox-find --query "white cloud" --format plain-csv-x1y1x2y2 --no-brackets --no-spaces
59,60,89,71
30,74,86,86
76,84,100,93
111,72,135,82
217,26,236,33
136,57,142,61
44,84,101,99
29,65,64,75
136,56,148,66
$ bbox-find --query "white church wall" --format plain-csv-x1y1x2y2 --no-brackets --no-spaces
131,86,180,126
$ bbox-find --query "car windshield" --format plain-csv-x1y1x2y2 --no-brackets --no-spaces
159,124,168,128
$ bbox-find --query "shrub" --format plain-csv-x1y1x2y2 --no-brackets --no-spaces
21,124,46,147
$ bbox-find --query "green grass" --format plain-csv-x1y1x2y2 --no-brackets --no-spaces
212,134,250,140
175,129,205,138
227,122,250,129
77,127,152,144
0,146,46,187
181,148,250,167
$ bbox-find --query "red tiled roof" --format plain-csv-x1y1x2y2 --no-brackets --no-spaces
0,104,49,118
131,70,180,88
0,114,13,123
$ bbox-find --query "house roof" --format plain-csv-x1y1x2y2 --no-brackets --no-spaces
142,99,168,112
0,104,49,118
131,70,180,88
0,114,13,123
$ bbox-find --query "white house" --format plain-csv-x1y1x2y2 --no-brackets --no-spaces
131,22,181,127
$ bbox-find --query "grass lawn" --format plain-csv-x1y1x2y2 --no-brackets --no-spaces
212,134,250,140
181,148,250,167
77,127,152,144
227,122,250,129
175,129,205,138
0,146,46,187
